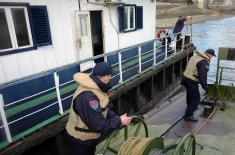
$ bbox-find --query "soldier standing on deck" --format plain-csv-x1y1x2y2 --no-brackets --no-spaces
65,62,132,155
181,49,216,122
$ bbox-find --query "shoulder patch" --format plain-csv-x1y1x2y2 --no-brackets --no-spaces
89,100,99,110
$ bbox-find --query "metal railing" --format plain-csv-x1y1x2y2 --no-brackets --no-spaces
0,31,191,147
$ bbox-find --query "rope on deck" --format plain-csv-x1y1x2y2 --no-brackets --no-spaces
117,137,152,155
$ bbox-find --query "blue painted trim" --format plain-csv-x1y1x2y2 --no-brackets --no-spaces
8,101,58,139
0,63,80,90
0,40,155,106
0,64,80,105
0,2,29,6
0,40,154,89
107,53,118,65
0,91,74,141
0,47,37,56
30,6,52,46
1,74,55,105
27,5,37,48
141,41,154,54
136,6,143,30
122,47,138,61
120,40,154,52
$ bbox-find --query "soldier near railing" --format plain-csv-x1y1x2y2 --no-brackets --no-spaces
65,62,132,155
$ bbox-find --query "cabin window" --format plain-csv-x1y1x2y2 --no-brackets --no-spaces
79,15,88,36
0,9,12,50
0,4,52,56
118,5,143,33
0,7,33,52
124,6,135,31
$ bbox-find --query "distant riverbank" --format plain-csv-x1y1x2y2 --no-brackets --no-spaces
156,12,235,28
156,3,235,28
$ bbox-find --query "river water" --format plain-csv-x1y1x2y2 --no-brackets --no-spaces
191,16,235,84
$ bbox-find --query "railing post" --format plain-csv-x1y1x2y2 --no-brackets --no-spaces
0,94,12,143
174,38,177,54
118,51,123,83
190,25,192,43
164,37,168,60
54,72,64,115
181,36,185,51
153,40,157,66
104,56,107,62
92,60,95,68
138,46,142,73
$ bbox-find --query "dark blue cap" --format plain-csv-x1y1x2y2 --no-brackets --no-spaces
205,49,216,57
93,62,112,76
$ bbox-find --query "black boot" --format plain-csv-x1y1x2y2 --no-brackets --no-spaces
184,116,198,122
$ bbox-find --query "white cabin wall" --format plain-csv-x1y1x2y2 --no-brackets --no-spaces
0,0,78,84
16,52,34,77
0,59,7,83
0,55,21,81
111,1,156,52
80,0,156,53
0,0,156,84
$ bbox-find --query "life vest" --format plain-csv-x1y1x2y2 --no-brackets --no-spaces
66,73,109,141
183,51,210,81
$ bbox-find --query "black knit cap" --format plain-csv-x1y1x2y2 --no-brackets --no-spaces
205,49,216,57
93,62,112,76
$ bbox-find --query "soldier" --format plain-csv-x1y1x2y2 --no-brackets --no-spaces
173,16,187,35
181,49,216,122
66,62,132,155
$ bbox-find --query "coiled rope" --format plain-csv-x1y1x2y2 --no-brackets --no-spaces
117,137,152,155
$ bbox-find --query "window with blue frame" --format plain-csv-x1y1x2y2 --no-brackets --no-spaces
0,4,51,56
118,5,143,33
0,7,33,52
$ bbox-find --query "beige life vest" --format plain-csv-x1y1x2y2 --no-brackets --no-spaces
183,51,210,81
66,73,109,141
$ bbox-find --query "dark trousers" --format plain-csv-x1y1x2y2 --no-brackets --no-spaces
65,131,98,155
181,76,200,117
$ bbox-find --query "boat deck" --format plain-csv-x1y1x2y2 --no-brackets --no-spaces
147,91,235,155
97,90,235,155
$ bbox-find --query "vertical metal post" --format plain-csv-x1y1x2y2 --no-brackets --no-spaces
92,60,95,68
104,56,107,62
181,36,185,51
219,67,223,85
153,40,157,66
138,46,142,73
215,56,220,84
124,126,128,141
174,35,177,54
0,94,12,143
118,51,123,83
165,37,168,60
54,72,64,115
190,25,192,43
